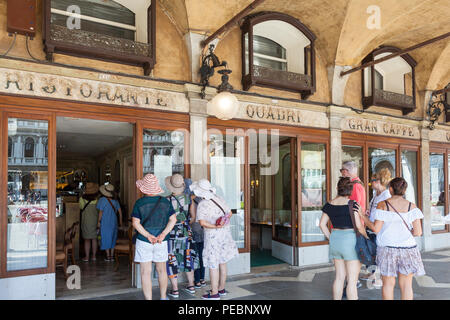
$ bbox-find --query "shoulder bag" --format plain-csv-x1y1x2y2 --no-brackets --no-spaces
211,199,231,226
384,200,414,236
348,200,377,266
132,197,162,244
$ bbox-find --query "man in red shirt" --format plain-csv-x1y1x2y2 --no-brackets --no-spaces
340,161,366,216
340,161,366,291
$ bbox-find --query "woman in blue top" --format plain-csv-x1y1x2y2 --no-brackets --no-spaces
97,184,122,261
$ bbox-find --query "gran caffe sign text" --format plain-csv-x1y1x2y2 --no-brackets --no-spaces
0,68,189,112
344,118,420,139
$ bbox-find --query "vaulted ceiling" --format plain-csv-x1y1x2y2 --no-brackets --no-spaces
158,0,450,91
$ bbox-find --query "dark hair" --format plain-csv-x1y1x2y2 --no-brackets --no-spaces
337,177,354,196
389,177,408,196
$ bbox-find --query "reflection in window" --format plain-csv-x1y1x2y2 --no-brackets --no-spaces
8,137,12,157
342,145,363,179
301,143,327,243
430,153,445,232
274,140,293,243
401,150,418,204
209,133,245,248
51,0,137,41
369,148,396,203
253,36,287,71
7,119,49,272
24,137,35,158
143,129,185,196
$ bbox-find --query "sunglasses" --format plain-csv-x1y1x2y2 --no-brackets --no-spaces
339,168,348,172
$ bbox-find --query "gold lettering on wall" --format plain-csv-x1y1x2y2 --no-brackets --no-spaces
0,68,189,112
346,118,418,139
245,104,301,124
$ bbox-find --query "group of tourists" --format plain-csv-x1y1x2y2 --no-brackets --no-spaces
131,174,239,300
319,161,425,300
78,173,238,300
79,159,425,301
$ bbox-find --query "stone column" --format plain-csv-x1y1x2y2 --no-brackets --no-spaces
328,106,347,199
185,84,216,181
420,124,433,251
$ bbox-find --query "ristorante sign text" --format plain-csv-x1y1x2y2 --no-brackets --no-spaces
0,68,189,113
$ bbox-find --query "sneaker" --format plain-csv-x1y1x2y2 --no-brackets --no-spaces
202,293,220,300
194,283,202,289
356,280,362,289
168,290,179,298
209,289,227,296
160,297,170,300
184,286,195,294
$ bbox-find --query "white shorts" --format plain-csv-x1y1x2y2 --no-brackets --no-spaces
134,239,168,263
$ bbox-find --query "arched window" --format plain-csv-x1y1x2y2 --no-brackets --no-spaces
8,137,12,158
24,137,35,158
362,46,416,114
44,0,155,75
242,12,316,99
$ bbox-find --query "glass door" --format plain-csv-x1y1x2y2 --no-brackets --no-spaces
2,113,54,277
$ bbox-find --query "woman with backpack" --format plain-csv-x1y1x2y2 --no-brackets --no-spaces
357,177,425,300
79,182,99,262
165,174,198,298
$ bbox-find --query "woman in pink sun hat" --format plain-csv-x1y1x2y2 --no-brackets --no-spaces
132,173,177,300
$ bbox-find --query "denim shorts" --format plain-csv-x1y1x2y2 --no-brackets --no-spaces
329,229,359,261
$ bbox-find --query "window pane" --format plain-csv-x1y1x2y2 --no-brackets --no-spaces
7,119,49,271
143,129,185,196
209,134,245,249
342,145,363,179
253,35,286,59
430,153,445,231
274,140,292,243
375,69,383,90
301,143,327,243
401,150,418,204
369,148,396,203
51,0,136,41
244,33,249,75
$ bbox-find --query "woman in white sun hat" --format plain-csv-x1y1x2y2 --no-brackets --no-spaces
131,174,177,300
190,179,239,300
165,174,199,298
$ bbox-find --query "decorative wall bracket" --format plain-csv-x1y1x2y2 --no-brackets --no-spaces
427,84,450,130
199,44,228,99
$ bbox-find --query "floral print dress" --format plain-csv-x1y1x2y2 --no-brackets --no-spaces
166,194,198,277
196,195,239,269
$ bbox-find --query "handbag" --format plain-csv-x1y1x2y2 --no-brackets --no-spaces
384,200,414,236
132,197,162,244
347,200,377,266
211,199,230,226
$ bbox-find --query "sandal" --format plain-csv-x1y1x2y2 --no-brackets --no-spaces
200,280,206,287
168,290,179,298
184,286,195,294
82,258,89,262
194,282,202,289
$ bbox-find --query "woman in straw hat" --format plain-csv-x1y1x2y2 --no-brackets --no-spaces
132,174,177,300
165,174,198,298
190,179,239,300
79,182,99,262
97,183,123,261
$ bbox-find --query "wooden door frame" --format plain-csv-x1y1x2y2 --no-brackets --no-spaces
429,144,450,234
342,132,422,212
1,111,56,279
207,118,331,256
0,94,190,279
297,135,331,247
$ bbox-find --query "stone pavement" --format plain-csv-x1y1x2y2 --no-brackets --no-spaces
84,249,450,300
